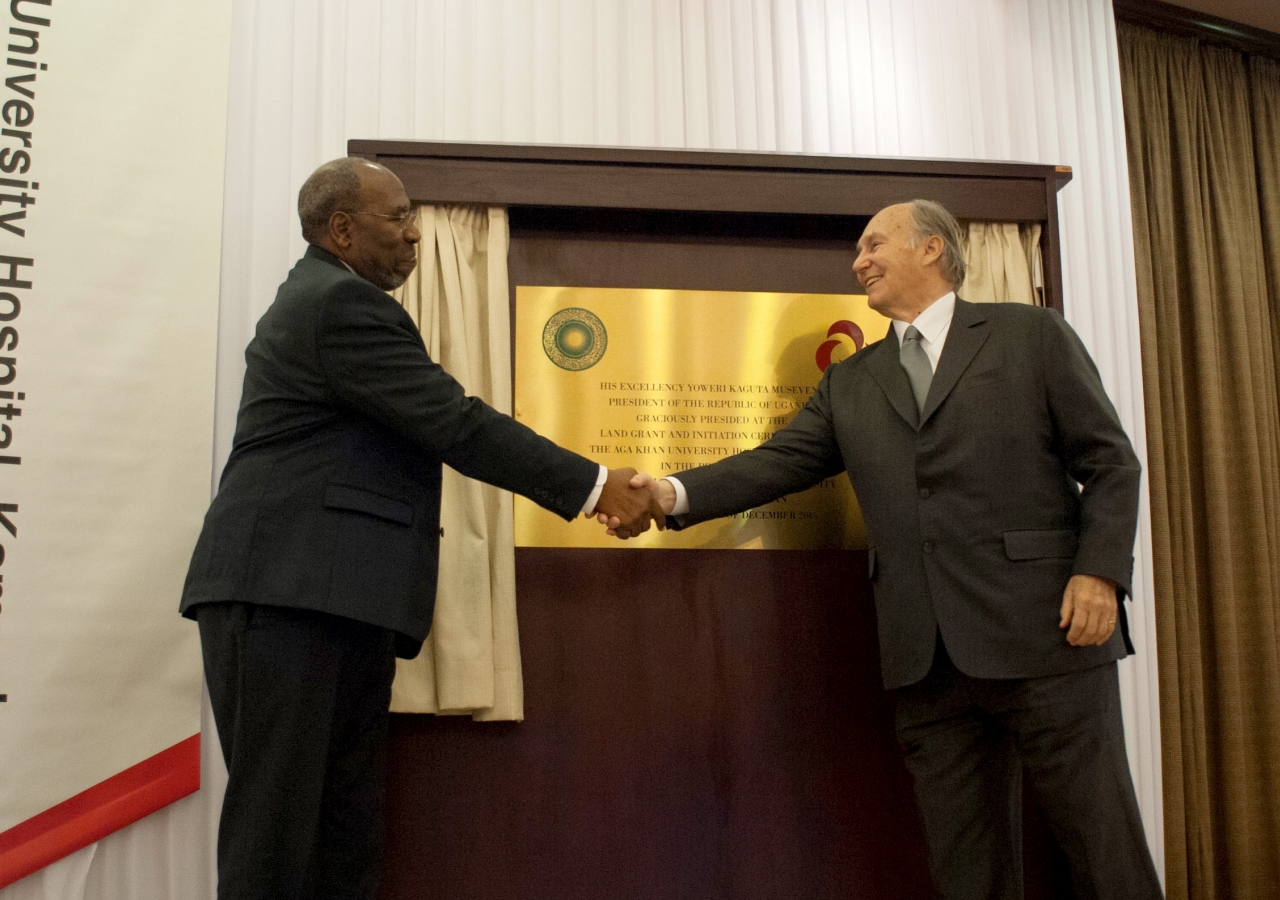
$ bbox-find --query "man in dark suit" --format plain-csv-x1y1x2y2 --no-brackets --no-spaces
627,201,1164,899
181,157,660,900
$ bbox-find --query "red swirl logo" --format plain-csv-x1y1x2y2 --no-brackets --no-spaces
815,320,865,372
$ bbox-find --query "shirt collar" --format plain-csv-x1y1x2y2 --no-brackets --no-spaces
892,291,956,344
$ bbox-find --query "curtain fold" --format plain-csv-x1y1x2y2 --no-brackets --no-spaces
1118,24,1280,900
1252,56,1280,389
390,205,524,722
960,221,1043,305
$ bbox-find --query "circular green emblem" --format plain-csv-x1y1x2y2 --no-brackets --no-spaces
542,307,607,371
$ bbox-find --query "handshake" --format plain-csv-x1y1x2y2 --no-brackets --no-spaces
589,468,678,539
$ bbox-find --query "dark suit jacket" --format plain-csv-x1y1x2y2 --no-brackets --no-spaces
676,298,1141,689
181,245,598,657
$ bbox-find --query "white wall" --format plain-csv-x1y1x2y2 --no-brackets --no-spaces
2,1,1162,896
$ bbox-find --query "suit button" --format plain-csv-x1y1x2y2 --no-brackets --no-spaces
923,541,935,553
919,488,930,499
439,527,445,537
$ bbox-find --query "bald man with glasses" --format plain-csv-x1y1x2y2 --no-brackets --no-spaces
181,158,662,899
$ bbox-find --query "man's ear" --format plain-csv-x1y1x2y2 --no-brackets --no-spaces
327,211,354,249
920,234,945,267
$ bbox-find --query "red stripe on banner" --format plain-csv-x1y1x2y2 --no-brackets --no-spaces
0,734,201,889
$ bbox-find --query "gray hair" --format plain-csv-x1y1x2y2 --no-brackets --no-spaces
297,158,366,243
906,199,967,289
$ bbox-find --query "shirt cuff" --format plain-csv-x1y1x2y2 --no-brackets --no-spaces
580,465,608,516
665,476,690,516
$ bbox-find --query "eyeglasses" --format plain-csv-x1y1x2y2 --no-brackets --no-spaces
345,208,417,228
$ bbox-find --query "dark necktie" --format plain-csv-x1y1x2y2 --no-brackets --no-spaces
900,325,932,413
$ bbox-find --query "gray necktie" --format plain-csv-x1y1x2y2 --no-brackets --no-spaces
900,325,932,413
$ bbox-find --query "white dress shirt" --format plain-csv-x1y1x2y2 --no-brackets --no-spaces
582,465,608,515
891,290,955,375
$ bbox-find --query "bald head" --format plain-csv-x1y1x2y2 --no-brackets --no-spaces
298,157,383,243
853,200,963,322
298,158,420,290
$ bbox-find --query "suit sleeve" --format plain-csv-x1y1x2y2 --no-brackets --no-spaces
314,279,599,520
675,365,846,527
1041,311,1142,596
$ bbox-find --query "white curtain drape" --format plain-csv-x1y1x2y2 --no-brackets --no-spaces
390,205,524,721
1,1,1161,896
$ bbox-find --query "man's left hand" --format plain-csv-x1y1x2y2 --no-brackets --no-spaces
1059,574,1119,646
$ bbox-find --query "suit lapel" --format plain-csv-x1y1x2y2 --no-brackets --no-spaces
866,330,922,429
920,297,990,426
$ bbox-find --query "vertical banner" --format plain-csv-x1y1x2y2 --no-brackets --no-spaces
0,0,232,887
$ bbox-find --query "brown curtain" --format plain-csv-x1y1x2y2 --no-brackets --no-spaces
1254,56,1280,389
1119,24,1280,900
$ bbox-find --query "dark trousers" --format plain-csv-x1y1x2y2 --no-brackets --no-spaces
198,602,398,900
894,639,1164,900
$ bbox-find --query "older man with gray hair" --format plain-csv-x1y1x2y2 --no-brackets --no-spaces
630,200,1164,899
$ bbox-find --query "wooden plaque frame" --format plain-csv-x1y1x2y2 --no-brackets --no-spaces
352,140,1072,311
351,140,1076,900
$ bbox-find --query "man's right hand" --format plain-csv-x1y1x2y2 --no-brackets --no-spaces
591,467,666,539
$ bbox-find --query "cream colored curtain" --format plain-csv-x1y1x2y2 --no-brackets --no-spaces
959,221,1044,305
390,205,523,722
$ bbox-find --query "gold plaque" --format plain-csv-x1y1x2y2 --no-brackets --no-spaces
514,286,891,549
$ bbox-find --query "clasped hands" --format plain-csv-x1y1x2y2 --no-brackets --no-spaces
588,469,676,539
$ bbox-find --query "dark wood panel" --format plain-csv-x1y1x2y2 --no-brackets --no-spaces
354,140,1071,308
380,549,933,900
386,156,1047,221
508,233,863,297
511,206,869,243
382,551,1071,900
1041,178,1065,313
353,138,1065,179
